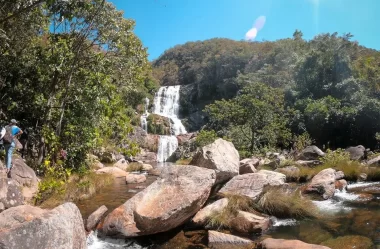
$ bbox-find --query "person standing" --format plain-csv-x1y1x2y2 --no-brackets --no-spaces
3,119,23,176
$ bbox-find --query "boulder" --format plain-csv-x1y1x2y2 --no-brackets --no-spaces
256,170,286,183
345,145,366,160
239,158,259,174
304,168,337,199
102,165,216,237
335,179,348,191
0,202,87,249
219,172,285,200
10,157,39,201
190,138,239,183
192,198,229,226
134,151,157,163
86,205,108,231
297,146,325,160
92,161,104,169
113,158,129,171
208,230,253,249
334,171,344,180
259,238,331,249
126,174,147,184
96,167,129,177
142,163,153,171
229,211,271,233
0,168,24,212
367,155,380,166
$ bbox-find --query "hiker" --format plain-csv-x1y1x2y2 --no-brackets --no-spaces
3,119,23,176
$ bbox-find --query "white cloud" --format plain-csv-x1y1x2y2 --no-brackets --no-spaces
245,16,266,41
245,27,258,40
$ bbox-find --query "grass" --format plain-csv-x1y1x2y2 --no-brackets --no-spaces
255,186,319,219
207,194,254,229
36,171,113,208
126,162,143,172
207,187,319,229
365,166,380,181
176,158,192,165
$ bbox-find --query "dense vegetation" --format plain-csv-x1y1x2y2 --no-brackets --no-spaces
0,0,155,177
153,32,380,156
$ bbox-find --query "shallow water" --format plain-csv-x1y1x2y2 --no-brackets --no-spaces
83,177,380,249
76,174,158,219
267,182,380,248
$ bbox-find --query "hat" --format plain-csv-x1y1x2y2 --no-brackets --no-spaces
10,119,18,124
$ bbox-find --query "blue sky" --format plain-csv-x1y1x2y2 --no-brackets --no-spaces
109,0,380,61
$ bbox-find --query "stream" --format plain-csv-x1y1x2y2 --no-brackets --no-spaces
81,179,380,249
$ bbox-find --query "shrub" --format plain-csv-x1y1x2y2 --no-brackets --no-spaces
195,130,218,147
293,132,314,152
36,171,113,208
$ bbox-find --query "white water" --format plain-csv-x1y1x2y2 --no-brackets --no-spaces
153,86,187,135
87,231,144,249
140,97,149,132
152,85,187,162
157,134,178,163
271,217,298,227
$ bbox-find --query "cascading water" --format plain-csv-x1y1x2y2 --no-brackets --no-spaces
140,97,149,132
153,85,187,135
153,85,187,162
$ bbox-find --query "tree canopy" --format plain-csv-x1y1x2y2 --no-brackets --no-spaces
153,33,380,154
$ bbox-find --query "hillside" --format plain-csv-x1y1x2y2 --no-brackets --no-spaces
152,32,380,155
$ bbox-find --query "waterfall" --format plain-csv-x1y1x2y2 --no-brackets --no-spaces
153,85,187,162
153,85,187,135
140,97,149,132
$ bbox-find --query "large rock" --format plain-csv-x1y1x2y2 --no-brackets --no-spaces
190,138,239,183
239,158,259,174
345,145,366,160
259,238,331,249
102,165,216,237
96,167,129,177
297,146,325,160
208,230,253,249
367,155,380,166
304,168,338,199
113,158,129,171
134,150,157,163
0,168,24,212
0,202,87,249
275,166,300,180
10,157,39,201
219,172,285,200
229,211,271,233
86,205,108,231
257,170,286,183
192,198,229,226
125,174,146,184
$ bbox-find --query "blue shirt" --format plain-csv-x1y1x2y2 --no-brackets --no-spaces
11,125,21,136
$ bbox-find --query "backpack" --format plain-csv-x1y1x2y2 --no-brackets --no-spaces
2,126,13,145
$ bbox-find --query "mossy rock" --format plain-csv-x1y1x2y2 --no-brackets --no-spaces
321,235,374,249
298,223,333,245
147,114,171,135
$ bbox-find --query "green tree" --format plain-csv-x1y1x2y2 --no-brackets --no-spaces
206,78,291,154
